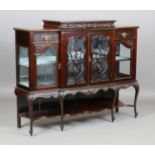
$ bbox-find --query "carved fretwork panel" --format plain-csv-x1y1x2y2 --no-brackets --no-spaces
33,32,58,42
60,22,115,29
33,42,58,56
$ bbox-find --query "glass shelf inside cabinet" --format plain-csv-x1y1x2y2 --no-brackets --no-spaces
37,56,56,65
116,56,131,61
18,46,29,87
36,47,57,87
115,43,131,79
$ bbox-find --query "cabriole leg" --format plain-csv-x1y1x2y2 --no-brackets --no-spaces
59,96,64,131
27,97,33,136
133,82,140,118
115,90,119,113
111,89,118,122
17,96,21,128
17,112,21,128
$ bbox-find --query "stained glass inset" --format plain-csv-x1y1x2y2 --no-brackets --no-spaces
67,36,86,85
91,35,110,82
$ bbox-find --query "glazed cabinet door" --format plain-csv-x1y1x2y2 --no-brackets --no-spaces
89,32,112,84
114,39,135,80
32,31,59,89
61,32,88,87
114,28,137,81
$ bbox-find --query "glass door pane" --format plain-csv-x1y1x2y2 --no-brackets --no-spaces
67,36,86,85
36,47,57,87
115,42,131,79
91,35,110,82
18,46,29,87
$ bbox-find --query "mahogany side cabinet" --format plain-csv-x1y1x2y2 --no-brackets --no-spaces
14,20,140,136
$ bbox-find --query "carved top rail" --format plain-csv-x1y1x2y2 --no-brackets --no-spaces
43,20,116,29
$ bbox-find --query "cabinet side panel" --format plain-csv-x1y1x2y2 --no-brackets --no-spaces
15,30,30,89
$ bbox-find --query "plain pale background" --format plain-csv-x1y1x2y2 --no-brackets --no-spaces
0,10,155,98
0,10,155,144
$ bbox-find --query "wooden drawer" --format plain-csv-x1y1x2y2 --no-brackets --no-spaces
115,29,136,39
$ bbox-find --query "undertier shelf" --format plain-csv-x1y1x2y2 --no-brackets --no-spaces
20,98,115,121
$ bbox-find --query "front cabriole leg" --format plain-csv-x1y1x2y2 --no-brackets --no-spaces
59,95,64,131
111,88,118,122
17,96,21,128
133,81,140,118
27,96,33,136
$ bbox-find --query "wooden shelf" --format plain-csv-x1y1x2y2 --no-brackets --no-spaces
20,98,113,121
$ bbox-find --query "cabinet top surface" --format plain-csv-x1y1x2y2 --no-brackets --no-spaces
14,20,139,32
43,19,117,23
13,28,60,32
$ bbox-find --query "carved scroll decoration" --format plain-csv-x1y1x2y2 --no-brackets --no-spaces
33,32,58,42
33,43,53,56
60,23,115,29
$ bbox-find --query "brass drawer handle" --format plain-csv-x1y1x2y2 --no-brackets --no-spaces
121,32,128,38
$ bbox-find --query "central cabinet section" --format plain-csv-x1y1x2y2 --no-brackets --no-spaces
61,31,113,88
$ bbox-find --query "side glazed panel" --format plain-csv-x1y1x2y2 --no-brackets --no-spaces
15,30,30,89
89,32,112,84
18,46,29,87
